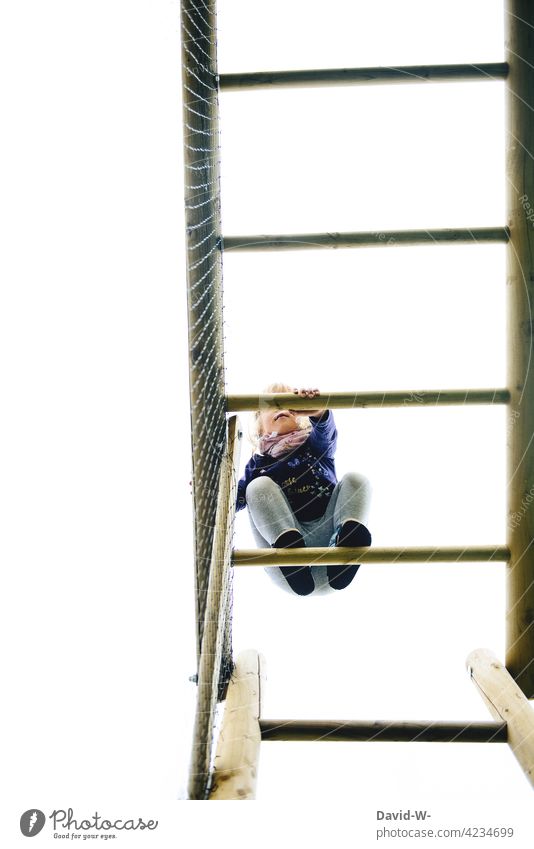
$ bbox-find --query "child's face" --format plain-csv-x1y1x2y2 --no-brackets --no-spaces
259,407,299,436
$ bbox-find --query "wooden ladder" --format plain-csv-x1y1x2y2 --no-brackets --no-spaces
182,0,534,800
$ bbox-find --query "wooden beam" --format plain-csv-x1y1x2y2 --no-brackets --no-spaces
466,649,534,789
219,63,508,92
226,389,510,413
188,415,243,800
181,0,226,677
233,545,510,567
260,719,507,743
505,0,534,698
223,227,509,252
209,650,265,800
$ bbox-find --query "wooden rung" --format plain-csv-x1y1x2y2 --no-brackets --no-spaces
223,227,509,252
226,389,510,412
233,546,509,567
260,719,508,743
260,719,507,743
219,62,508,91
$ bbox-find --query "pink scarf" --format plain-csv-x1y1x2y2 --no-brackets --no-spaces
258,427,310,459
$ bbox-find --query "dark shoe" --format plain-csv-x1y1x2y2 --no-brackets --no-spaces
272,529,314,596
327,520,372,590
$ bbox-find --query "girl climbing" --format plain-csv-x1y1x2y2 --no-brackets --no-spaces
235,383,373,596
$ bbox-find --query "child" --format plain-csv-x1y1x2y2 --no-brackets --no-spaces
235,383,373,596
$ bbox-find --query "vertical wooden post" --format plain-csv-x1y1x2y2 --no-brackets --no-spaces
467,649,534,789
209,650,266,800
187,416,242,800
181,0,226,669
505,0,534,697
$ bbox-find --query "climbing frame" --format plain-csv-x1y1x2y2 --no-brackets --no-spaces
181,0,534,800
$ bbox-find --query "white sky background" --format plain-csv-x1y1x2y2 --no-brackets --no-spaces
218,0,531,809
2,0,534,842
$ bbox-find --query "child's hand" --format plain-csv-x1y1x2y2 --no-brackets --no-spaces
290,387,325,418
293,387,320,399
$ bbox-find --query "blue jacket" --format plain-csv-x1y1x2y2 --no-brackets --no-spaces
236,410,338,521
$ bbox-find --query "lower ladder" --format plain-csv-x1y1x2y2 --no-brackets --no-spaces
208,648,534,799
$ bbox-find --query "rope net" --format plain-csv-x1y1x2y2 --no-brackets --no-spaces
181,0,235,799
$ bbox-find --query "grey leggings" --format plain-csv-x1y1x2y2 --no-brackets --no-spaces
245,472,372,596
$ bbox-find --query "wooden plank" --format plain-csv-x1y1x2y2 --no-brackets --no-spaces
188,415,243,800
467,649,534,788
223,227,509,252
260,719,507,743
504,0,534,698
209,650,266,800
226,389,510,412
220,63,508,91
233,545,510,567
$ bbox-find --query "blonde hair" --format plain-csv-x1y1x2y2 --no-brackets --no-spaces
247,382,313,454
